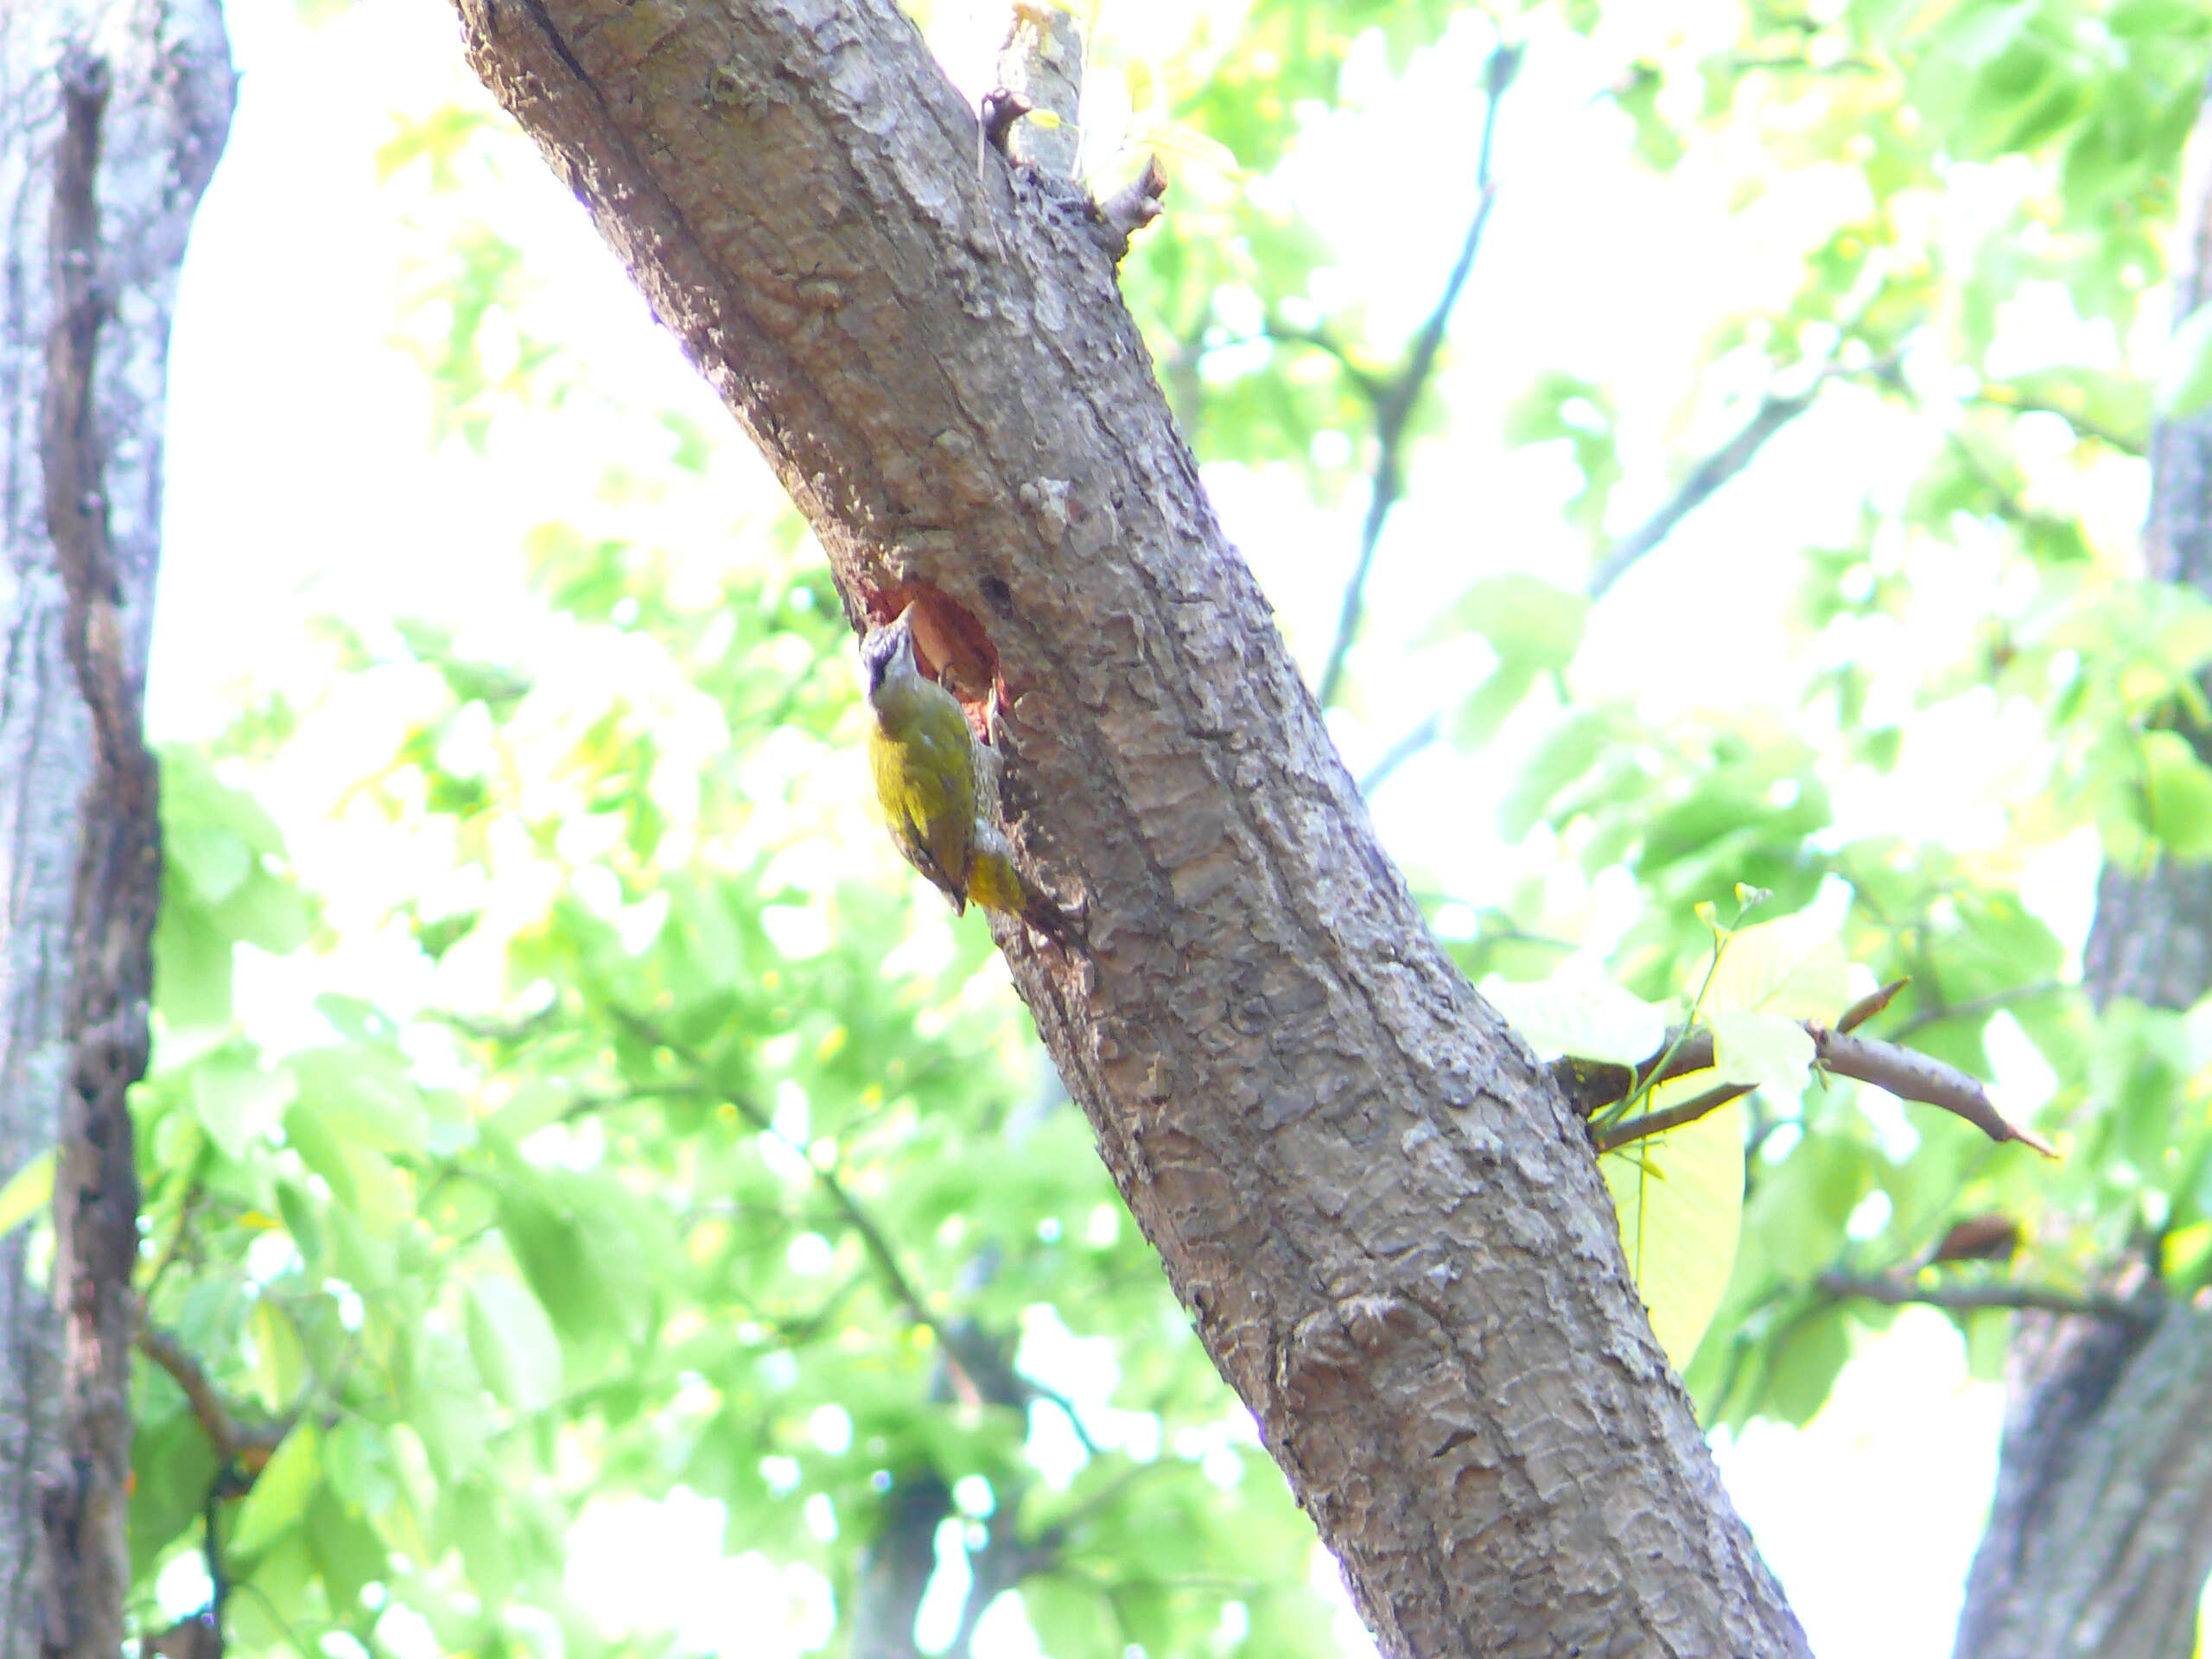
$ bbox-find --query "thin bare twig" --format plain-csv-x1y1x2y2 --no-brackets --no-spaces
1593,1081,1754,1153
1815,1272,2156,1328
1837,976,1910,1034
1096,154,1168,256
1315,41,1521,709
1820,1026,2056,1154
1560,1015,2056,1157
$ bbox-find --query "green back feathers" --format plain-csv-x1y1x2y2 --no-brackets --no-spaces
867,670,978,912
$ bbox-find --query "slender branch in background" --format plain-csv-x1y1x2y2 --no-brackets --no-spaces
1357,709,1441,795
1364,346,1898,795
607,1009,1102,1445
1314,40,1522,710
1815,1272,2157,1328
1942,429,2040,530
1561,1014,2056,1156
1018,1373,1103,1456
1592,336,1904,600
434,1000,562,1046
1261,316,1384,401
1587,373,1832,600
1967,388,2145,457
137,1322,288,1465
607,1014,948,1336
1887,978,2064,1039
140,1181,207,1303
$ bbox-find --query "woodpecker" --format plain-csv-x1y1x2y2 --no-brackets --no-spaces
859,608,1079,945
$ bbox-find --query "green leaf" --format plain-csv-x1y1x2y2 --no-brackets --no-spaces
1705,913,1850,1020
226,1531,316,1649
2141,731,2212,856
248,1298,309,1415
442,1480,518,1605
2156,302,2212,419
288,1048,429,1154
1748,1140,1868,1271
168,821,254,905
215,876,314,955
274,1179,322,1268
467,1275,564,1412
1765,1306,1852,1426
408,1330,496,1478
494,1172,650,1351
1604,1096,1747,1367
306,1484,388,1615
1427,574,1590,671
1448,658,1540,752
159,744,285,855
191,1051,298,1160
1021,1575,1116,1659
0,1150,54,1239
230,1421,322,1560
285,1103,412,1236
1126,120,1245,184
321,1420,397,1516
1964,1307,2012,1382
1481,975,1669,1065
130,1403,221,1580
318,1199,395,1290
153,900,234,1029
1499,712,1610,842
1707,1009,1815,1091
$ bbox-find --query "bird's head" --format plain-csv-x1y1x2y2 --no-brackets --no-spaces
860,610,920,699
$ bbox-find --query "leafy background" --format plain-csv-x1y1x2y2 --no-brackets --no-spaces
59,0,2212,1653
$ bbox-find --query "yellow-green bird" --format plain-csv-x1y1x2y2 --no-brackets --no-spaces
860,609,1079,945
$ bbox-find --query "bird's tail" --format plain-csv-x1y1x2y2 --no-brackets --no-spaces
967,823,1084,950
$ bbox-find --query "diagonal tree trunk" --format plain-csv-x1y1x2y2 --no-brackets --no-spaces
449,2,1811,1654
0,2,231,1652
1952,69,2212,1659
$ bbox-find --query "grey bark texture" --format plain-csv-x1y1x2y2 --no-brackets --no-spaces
448,2,1810,1655
1951,68,2212,1659
0,0,231,1652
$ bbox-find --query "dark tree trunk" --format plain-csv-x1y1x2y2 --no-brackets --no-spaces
449,2,1811,1654
1952,70,2212,1659
0,2,232,1653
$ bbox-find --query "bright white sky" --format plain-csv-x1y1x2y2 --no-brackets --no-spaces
150,0,2161,1653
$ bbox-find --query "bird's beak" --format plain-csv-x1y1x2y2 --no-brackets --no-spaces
886,607,920,667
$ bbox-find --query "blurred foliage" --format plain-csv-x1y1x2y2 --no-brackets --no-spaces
73,0,2212,1653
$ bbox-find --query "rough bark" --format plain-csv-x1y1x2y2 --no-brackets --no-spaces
0,1,232,1653
449,3,1809,1655
1952,69,2212,1659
